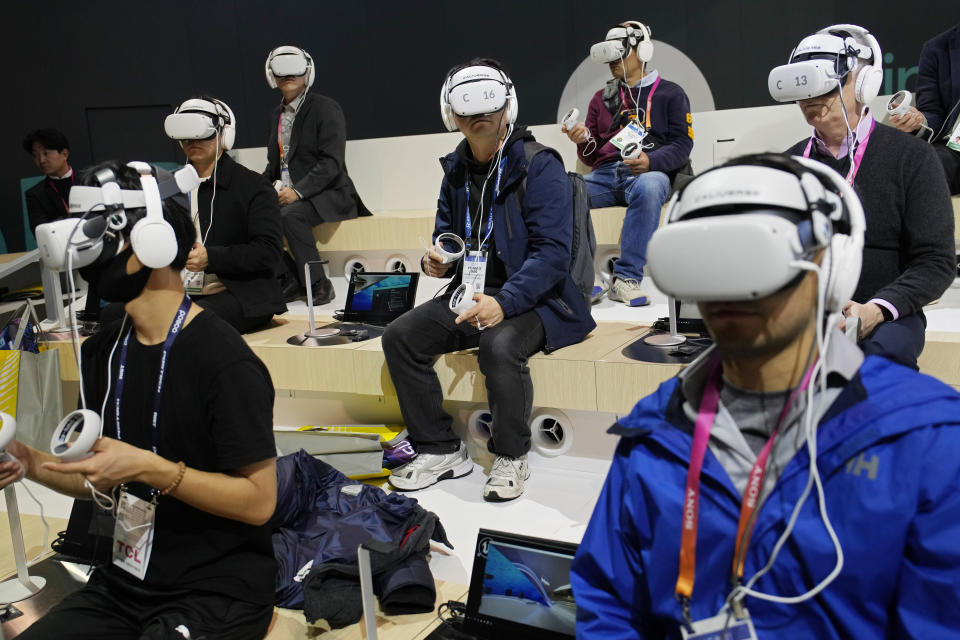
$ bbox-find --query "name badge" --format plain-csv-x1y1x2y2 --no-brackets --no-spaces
947,116,960,153
681,609,758,640
463,251,488,291
610,121,648,151
280,164,293,188
182,269,204,296
112,490,156,581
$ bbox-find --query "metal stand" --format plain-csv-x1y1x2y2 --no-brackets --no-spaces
643,296,688,347
0,486,46,603
288,261,342,346
39,266,73,334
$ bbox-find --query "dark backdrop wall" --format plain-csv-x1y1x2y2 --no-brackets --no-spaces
3,1,956,251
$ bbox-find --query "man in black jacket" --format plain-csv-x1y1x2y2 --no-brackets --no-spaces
263,45,370,305
22,128,74,233
165,96,286,333
772,24,955,369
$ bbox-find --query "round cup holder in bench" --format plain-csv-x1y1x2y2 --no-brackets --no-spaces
384,255,413,273
530,409,573,457
344,256,370,277
468,409,494,440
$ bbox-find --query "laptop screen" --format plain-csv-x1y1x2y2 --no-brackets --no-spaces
463,529,579,639
343,272,418,323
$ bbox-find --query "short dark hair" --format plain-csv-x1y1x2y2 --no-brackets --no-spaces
22,128,70,154
445,57,511,83
79,160,195,270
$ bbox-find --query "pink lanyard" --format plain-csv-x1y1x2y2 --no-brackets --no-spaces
620,77,661,129
803,119,875,185
675,359,816,612
277,116,286,165
47,173,73,212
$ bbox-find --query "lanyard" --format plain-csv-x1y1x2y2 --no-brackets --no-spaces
463,156,506,252
802,119,875,185
675,359,816,610
620,76,661,129
277,116,287,166
113,296,192,457
47,173,74,213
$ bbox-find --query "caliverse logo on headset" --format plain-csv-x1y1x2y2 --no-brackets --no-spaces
693,188,761,203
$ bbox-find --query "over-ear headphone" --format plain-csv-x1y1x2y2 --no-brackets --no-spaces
125,162,180,269
821,24,883,104
649,154,864,312
265,46,315,90
165,97,237,150
439,63,518,132
622,21,654,63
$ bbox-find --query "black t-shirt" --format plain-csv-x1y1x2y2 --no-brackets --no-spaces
79,309,277,604
457,150,508,291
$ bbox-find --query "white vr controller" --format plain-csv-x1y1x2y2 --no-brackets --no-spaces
433,233,466,264
886,90,912,118
50,409,100,462
449,282,478,315
560,107,580,131
0,412,17,465
621,142,644,159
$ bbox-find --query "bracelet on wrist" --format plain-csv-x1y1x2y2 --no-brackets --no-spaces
161,461,186,496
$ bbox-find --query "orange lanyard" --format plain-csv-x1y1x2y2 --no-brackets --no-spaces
675,360,816,619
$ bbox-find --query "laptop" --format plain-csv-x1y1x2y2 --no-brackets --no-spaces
425,529,579,640
333,271,419,326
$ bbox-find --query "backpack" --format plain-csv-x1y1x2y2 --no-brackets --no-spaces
518,141,597,306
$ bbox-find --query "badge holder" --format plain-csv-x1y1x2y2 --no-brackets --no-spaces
610,121,648,154
0,413,47,602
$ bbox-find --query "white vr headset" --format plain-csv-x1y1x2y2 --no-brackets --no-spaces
769,26,882,103
647,156,865,312
36,163,200,272
590,22,654,64
440,64,518,131
163,98,237,150
265,45,315,89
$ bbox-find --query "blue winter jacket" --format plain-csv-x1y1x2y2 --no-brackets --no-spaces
435,129,596,352
571,355,960,638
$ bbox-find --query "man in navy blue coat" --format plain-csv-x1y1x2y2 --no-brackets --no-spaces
890,23,960,194
382,58,595,502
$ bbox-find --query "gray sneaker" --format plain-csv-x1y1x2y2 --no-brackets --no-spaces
389,445,474,491
608,278,650,306
483,455,530,502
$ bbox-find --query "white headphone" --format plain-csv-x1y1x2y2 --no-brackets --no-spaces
818,24,883,104
439,63,518,132
623,21,654,63
265,46,315,90
594,21,654,63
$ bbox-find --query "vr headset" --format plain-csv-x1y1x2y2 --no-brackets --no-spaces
265,45,315,89
439,65,518,131
36,163,200,272
768,25,882,104
647,155,865,313
590,21,654,64
163,98,237,150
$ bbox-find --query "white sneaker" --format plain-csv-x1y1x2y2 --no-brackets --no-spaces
389,445,474,491
483,455,530,502
608,278,650,307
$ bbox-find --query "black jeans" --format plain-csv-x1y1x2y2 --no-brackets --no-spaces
861,312,926,371
382,296,546,459
194,290,273,334
16,569,273,640
279,200,326,286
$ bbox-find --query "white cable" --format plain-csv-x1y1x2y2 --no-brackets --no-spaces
16,482,50,566
65,251,86,410
98,315,128,437
202,136,219,246
475,120,513,255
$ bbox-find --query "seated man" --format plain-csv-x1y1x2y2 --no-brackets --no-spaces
774,24,954,369
2,161,278,639
165,96,286,333
22,128,74,233
889,23,960,194
263,45,370,305
383,58,595,501
563,20,693,306
572,154,960,637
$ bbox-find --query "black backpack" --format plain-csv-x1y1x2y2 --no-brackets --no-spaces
517,142,597,306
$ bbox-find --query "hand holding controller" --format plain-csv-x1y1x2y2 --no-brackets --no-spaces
621,142,643,160
0,412,25,483
449,282,478,316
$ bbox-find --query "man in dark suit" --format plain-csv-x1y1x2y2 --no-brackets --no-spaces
164,96,286,333
263,45,370,305
22,128,74,233
890,23,960,194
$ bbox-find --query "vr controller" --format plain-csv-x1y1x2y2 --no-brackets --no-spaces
886,90,912,118
50,410,100,462
449,282,478,316
560,107,580,131
433,233,466,264
0,412,17,466
621,142,643,160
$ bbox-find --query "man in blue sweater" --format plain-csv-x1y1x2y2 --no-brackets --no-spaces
571,154,960,638
563,20,693,306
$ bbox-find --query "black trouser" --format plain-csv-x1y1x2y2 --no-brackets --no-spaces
381,295,546,459
16,569,273,640
279,200,327,287
861,312,926,371
932,143,960,195
194,290,273,334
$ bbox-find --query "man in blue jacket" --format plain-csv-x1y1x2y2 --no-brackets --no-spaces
571,154,960,637
383,58,595,502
